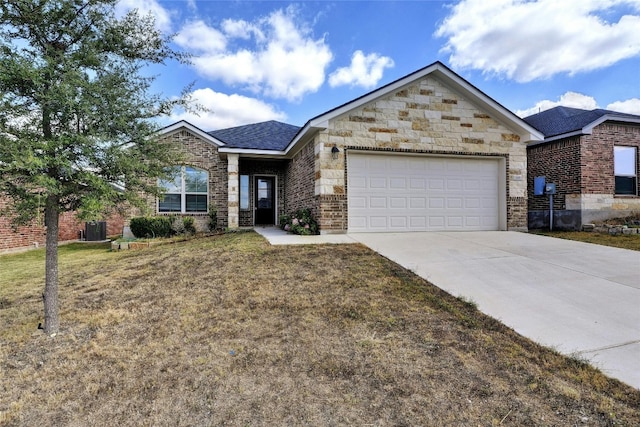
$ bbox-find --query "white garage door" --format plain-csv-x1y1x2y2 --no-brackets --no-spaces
348,153,502,232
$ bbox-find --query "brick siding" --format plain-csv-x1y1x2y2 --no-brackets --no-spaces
527,123,640,229
527,136,581,212
1,195,124,252
151,129,228,230
284,139,318,219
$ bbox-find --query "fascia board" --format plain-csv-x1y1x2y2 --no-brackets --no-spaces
527,130,584,146
583,115,640,133
218,147,287,159
158,120,226,147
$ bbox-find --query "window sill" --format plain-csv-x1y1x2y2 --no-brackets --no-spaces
157,212,209,215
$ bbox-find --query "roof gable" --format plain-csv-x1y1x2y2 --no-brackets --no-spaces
285,61,543,154
524,106,640,141
158,120,225,147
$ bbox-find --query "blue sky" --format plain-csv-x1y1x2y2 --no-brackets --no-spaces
116,0,640,130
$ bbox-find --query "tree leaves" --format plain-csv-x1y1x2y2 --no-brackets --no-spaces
0,0,189,223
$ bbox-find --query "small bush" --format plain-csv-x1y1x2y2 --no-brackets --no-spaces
183,216,196,234
208,204,218,232
130,216,175,238
279,208,319,235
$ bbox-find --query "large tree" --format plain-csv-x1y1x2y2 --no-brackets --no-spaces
0,0,189,335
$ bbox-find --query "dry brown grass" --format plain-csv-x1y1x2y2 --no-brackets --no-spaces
1,232,639,426
531,230,640,251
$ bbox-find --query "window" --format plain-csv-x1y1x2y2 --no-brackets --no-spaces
614,146,637,195
240,175,249,210
159,166,208,212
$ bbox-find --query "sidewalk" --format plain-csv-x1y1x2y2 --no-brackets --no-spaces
254,226,358,245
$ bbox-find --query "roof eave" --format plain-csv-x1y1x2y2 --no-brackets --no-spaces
583,115,640,133
528,114,640,146
218,147,287,159
158,120,226,147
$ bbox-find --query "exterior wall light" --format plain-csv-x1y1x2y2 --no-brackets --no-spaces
331,145,340,160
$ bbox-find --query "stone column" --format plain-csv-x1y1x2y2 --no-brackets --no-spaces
227,153,239,229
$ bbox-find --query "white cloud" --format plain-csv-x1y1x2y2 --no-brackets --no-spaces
328,50,395,88
516,92,598,117
436,0,640,82
116,0,173,33
169,88,287,130
174,20,227,52
607,98,640,115
174,7,333,102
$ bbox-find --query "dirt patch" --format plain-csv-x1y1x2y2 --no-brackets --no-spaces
1,233,639,426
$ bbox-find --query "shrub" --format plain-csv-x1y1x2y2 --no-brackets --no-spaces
279,208,319,235
130,216,175,238
183,216,196,234
208,204,218,232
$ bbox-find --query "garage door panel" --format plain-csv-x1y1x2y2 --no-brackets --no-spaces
390,178,407,189
370,216,388,229
370,177,387,189
369,197,387,209
390,197,406,208
349,196,367,209
348,153,501,232
409,197,426,208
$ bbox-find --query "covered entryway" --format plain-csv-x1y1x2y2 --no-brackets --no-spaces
347,152,505,232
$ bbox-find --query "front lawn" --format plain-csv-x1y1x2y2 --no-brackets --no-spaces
1,233,638,426
531,230,640,251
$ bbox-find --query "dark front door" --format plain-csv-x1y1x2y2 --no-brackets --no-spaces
255,177,275,225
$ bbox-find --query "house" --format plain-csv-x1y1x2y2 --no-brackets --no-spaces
0,196,124,253
524,106,640,230
153,61,543,234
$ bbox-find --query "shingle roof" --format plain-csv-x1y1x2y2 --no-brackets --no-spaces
523,106,640,139
208,120,300,151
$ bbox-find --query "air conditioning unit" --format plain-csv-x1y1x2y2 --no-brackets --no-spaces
85,221,107,241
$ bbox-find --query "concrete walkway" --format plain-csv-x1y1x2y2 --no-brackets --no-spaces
255,227,640,389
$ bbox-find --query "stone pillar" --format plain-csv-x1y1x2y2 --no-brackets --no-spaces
227,153,239,229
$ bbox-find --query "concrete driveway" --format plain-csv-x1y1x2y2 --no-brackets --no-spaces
349,231,640,389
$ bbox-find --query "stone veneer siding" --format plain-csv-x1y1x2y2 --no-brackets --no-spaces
527,123,640,229
154,129,228,230
312,75,528,232
239,159,287,227
0,195,124,252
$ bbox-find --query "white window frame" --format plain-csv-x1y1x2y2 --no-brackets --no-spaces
614,146,637,195
240,174,250,210
158,166,209,213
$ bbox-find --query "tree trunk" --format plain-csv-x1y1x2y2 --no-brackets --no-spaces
43,195,60,335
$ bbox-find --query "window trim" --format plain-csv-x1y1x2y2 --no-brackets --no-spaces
158,166,209,213
614,146,637,196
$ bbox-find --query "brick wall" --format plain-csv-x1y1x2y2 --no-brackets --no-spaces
526,123,640,229
1,195,124,252
581,124,640,194
527,136,581,212
284,139,318,218
152,129,228,230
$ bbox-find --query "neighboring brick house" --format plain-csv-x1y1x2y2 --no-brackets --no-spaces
0,195,125,253
153,61,543,233
524,106,640,230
